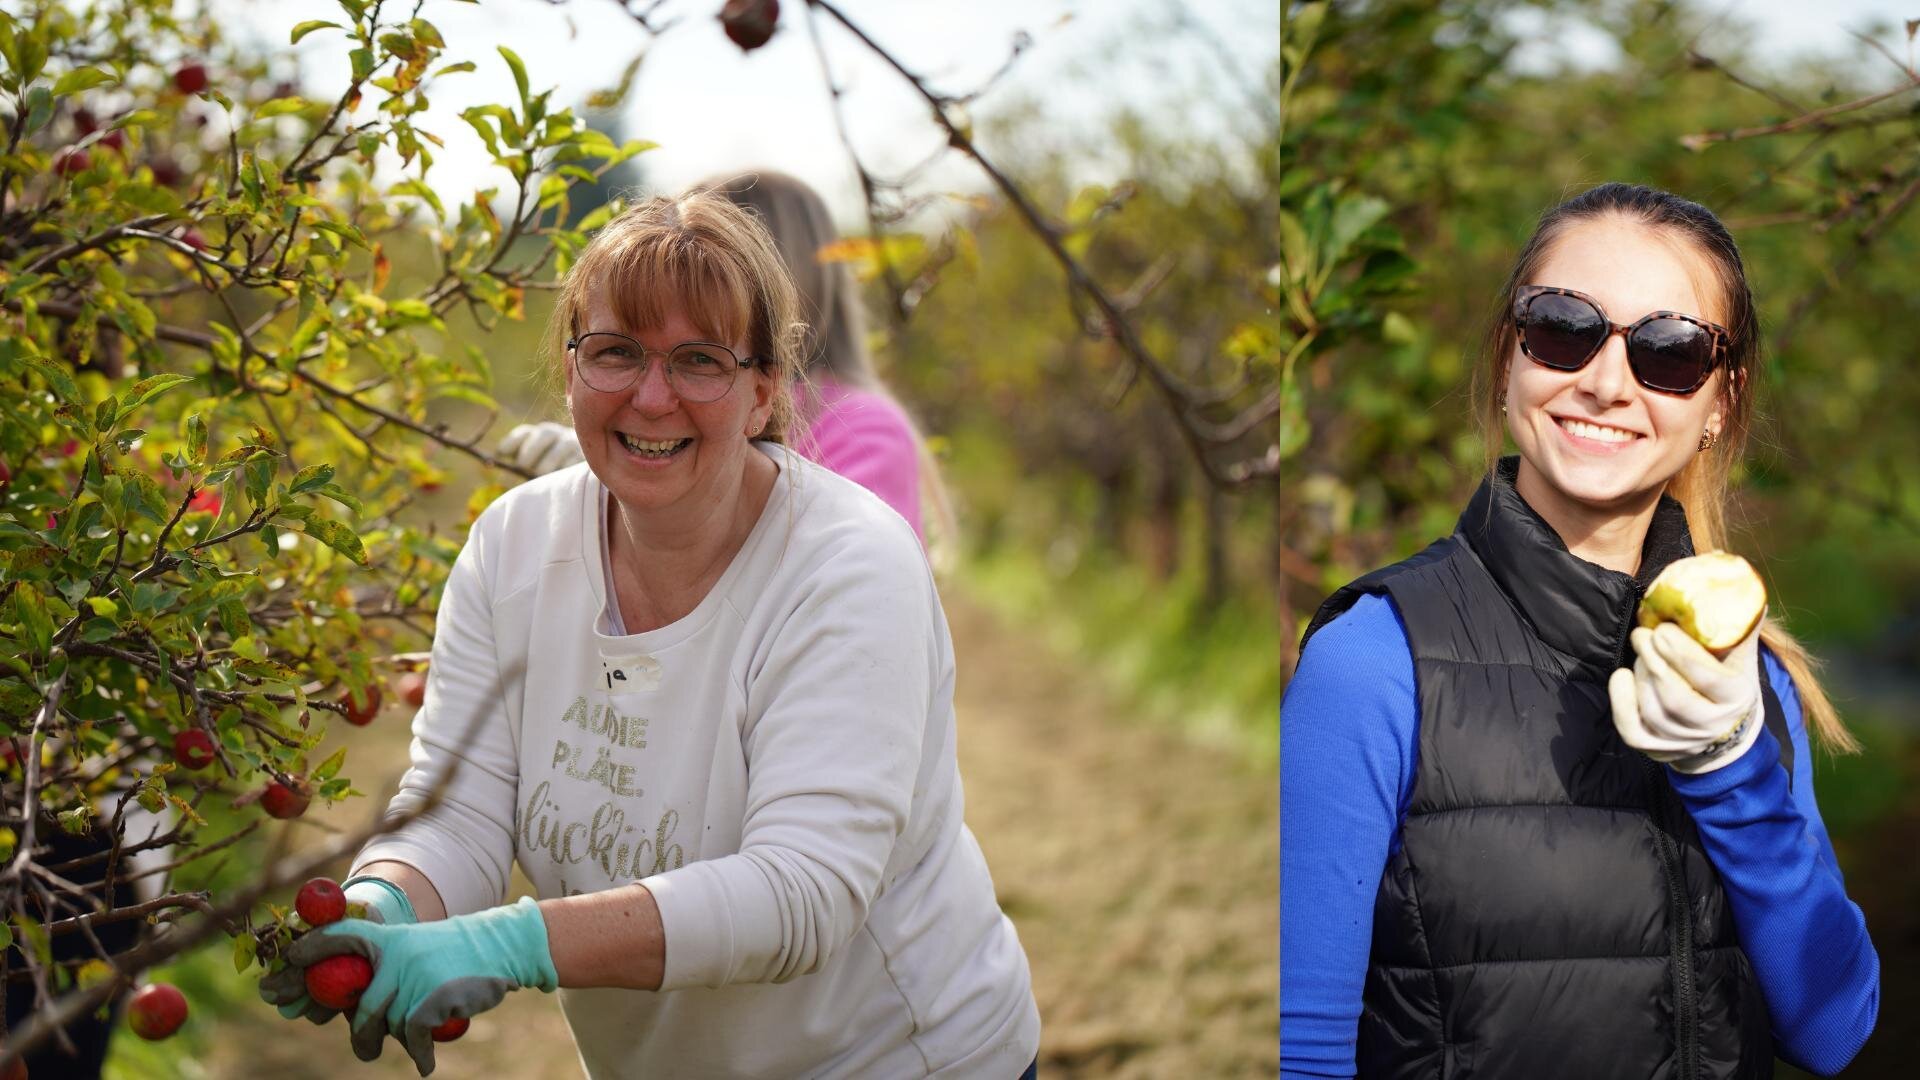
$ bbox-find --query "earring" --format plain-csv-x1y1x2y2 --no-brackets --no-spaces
1698,429,1716,452
1499,397,1508,415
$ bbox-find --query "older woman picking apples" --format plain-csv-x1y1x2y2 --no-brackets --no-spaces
1280,183,1878,1079
259,192,1040,1078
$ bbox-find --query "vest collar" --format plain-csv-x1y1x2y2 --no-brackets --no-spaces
1459,456,1695,671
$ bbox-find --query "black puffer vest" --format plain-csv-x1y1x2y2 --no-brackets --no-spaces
1301,457,1791,1080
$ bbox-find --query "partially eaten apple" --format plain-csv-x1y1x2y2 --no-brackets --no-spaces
1638,551,1766,656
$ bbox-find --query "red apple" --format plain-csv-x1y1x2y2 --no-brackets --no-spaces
295,877,347,927
0,459,11,484
304,954,373,1011
261,779,311,820
148,156,184,187
341,685,380,726
127,982,188,1040
430,1016,469,1042
73,106,98,134
185,486,220,513
719,0,779,51
98,129,126,152
53,148,90,176
396,671,427,710
172,729,216,770
172,64,209,95
179,229,208,252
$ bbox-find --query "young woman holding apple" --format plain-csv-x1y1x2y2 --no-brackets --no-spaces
499,169,951,550
259,190,1040,1078
1280,183,1878,1078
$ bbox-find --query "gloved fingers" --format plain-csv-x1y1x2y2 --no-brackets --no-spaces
287,920,385,968
258,961,310,1006
532,430,582,473
398,1013,440,1077
349,986,398,1063
496,424,533,458
300,999,341,1026
1614,667,1711,755
1631,628,1713,719
1649,623,1743,702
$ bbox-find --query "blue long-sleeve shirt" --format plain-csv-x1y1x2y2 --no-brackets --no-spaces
1280,592,1879,1078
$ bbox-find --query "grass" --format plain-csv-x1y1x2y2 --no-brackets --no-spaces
958,538,1280,766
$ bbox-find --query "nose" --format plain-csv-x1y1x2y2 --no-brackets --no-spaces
1575,329,1633,406
627,354,679,414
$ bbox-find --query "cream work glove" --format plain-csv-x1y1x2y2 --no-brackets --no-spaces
1608,613,1766,775
498,421,583,475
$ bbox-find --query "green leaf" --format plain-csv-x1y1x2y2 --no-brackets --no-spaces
256,96,309,119
498,46,529,110
24,355,80,404
313,745,348,783
52,67,116,97
0,923,12,951
302,518,367,564
233,932,255,974
289,464,335,494
291,19,341,44
434,60,476,77
389,179,444,220
13,587,52,654
431,383,498,411
84,596,118,618
118,373,194,420
186,413,209,466
349,47,375,83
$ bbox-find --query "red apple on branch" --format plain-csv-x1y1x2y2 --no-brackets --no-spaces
719,0,779,51
341,685,381,726
296,877,347,927
127,982,188,1040
172,729,216,770
261,778,311,820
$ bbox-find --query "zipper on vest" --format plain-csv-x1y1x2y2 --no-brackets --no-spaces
1639,747,1700,1078
1621,586,1700,1078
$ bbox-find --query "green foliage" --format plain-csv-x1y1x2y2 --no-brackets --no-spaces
0,0,649,997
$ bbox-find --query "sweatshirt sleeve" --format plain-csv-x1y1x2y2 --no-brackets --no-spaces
1280,593,1419,1079
350,519,521,917
799,389,923,542
639,535,931,990
1666,650,1879,1076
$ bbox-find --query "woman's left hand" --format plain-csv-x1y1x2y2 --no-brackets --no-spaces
287,896,558,1076
1608,613,1766,775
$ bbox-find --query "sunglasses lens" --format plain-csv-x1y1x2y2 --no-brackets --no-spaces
1520,293,1608,369
1628,318,1714,392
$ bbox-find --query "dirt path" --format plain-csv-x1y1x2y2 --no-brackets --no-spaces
192,591,1279,1078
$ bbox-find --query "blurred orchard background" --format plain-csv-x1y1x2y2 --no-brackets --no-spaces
0,0,1278,1077
1282,1,1920,1075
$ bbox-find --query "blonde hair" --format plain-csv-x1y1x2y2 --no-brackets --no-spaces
1470,183,1856,754
543,190,808,442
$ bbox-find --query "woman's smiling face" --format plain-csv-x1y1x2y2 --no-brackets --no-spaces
566,279,774,525
1505,216,1731,516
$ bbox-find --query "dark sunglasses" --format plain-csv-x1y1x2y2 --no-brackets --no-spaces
1512,285,1728,395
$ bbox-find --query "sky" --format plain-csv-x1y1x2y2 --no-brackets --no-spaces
215,0,1277,226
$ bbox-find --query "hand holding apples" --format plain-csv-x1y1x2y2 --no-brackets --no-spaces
1609,552,1768,774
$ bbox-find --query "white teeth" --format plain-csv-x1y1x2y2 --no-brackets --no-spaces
618,433,688,455
1560,418,1638,443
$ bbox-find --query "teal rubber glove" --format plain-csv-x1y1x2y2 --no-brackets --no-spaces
259,877,417,1024
288,895,558,1076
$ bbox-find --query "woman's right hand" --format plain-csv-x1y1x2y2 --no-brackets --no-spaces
258,877,419,1024
498,422,584,475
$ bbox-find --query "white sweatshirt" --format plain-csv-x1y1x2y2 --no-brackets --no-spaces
350,443,1039,1078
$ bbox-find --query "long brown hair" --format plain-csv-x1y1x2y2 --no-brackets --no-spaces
1469,182,1856,753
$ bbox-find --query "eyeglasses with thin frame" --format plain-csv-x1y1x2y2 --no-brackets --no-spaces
1512,284,1728,395
566,332,760,403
